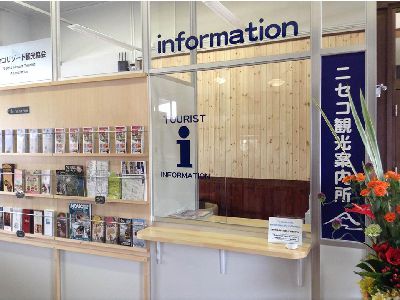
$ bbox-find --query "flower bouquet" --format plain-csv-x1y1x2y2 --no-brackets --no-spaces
316,92,400,299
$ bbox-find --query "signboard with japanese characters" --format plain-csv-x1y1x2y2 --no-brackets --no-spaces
0,38,51,85
321,52,365,242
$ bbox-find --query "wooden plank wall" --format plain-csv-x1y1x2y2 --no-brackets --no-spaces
152,31,365,181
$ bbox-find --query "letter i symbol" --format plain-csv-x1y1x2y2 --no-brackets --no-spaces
177,126,192,168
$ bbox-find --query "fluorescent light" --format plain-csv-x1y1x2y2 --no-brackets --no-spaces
268,79,285,87
215,77,226,85
202,1,243,29
67,24,142,52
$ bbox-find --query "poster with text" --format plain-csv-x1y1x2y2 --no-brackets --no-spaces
321,52,365,242
0,38,52,85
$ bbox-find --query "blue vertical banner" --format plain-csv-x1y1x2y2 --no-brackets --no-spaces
321,52,365,242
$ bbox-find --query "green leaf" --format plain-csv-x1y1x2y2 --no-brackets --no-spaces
359,91,384,178
355,271,382,278
363,259,386,271
347,92,384,180
356,262,375,272
312,98,356,174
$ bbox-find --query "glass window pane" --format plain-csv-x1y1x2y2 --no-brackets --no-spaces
0,1,51,85
395,11,400,79
322,1,366,48
60,1,142,78
152,59,311,227
150,1,190,69
151,1,311,69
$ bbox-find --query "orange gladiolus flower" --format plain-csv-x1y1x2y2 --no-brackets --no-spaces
374,186,388,197
342,175,356,183
384,212,396,223
360,189,370,197
396,205,400,215
367,180,389,189
385,171,400,181
366,180,389,197
355,173,366,182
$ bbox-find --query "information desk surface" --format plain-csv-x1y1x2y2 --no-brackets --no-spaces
138,226,311,260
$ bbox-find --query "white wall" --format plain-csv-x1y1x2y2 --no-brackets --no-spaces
61,252,143,300
321,245,365,300
0,241,53,300
149,243,365,300
151,243,311,300
0,239,366,300
0,242,143,300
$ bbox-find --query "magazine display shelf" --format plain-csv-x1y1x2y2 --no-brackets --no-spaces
1,153,148,158
0,191,149,205
0,230,149,262
0,73,151,300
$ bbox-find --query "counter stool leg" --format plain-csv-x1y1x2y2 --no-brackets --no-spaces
297,258,304,287
219,249,227,274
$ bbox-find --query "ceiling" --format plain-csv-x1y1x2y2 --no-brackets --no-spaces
0,1,108,16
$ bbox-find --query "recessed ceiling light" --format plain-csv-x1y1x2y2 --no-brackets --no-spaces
215,77,226,85
268,78,285,87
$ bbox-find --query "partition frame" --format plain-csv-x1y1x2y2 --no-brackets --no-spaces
146,2,375,300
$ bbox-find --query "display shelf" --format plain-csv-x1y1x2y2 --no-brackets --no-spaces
0,70,150,300
52,195,149,205
0,153,53,157
0,230,149,262
0,192,148,204
138,226,311,260
106,199,148,205
0,152,148,159
0,191,52,198
53,153,148,158
54,237,149,262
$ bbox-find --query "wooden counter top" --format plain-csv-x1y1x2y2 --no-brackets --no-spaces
137,226,311,260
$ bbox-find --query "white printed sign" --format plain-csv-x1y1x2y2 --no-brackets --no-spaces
268,217,303,245
0,38,52,85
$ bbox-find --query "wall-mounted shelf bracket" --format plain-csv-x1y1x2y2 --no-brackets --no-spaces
156,241,162,264
219,249,227,275
297,258,304,287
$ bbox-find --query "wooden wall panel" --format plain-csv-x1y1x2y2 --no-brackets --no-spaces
199,177,310,220
0,78,148,129
153,31,365,181
197,60,311,181
0,77,150,221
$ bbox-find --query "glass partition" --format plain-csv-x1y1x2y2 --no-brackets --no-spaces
60,1,142,78
396,11,400,79
322,1,366,48
150,1,191,69
151,1,311,69
0,1,51,85
152,58,311,227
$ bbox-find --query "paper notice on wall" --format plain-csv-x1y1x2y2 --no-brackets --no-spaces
0,38,52,85
268,217,303,245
